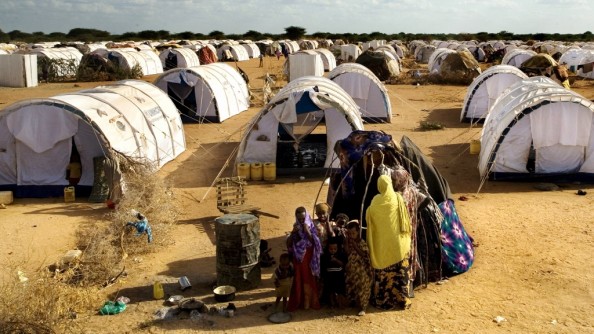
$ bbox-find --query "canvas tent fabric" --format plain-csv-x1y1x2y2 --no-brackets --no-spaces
414,45,436,63
520,53,558,76
460,65,528,123
340,44,362,62
355,51,400,81
100,49,164,76
236,76,364,169
154,63,249,123
479,77,594,182
312,48,336,72
217,45,250,62
501,49,537,68
159,48,200,70
286,50,325,82
240,43,261,58
328,63,392,123
427,48,457,73
0,80,185,198
29,47,83,79
0,54,38,88
433,50,482,84
558,48,585,73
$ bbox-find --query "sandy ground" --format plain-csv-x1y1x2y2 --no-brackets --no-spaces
1,56,594,334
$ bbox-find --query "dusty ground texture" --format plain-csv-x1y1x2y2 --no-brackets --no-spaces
1,56,594,334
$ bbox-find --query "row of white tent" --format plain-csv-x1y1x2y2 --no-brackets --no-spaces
0,60,393,197
460,65,594,183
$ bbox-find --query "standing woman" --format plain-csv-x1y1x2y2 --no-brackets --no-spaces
366,175,413,310
287,206,322,311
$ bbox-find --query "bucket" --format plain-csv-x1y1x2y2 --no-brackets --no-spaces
263,162,276,181
470,140,481,155
237,163,251,180
153,281,165,299
250,162,263,181
215,214,261,290
64,187,75,202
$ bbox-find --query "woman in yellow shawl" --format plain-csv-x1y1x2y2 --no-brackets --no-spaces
365,174,413,310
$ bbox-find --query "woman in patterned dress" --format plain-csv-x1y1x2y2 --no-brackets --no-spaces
366,175,413,310
344,220,373,316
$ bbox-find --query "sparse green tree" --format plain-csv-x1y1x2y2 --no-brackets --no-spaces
8,30,30,41
157,30,170,40
175,31,195,40
67,28,110,40
118,32,138,41
312,32,329,39
243,30,262,40
0,29,10,43
137,30,159,40
284,26,306,40
208,30,225,39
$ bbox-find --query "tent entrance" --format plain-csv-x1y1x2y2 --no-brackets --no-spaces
277,133,327,169
167,82,198,122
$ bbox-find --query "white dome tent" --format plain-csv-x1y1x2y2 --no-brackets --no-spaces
460,65,528,123
154,63,249,123
328,63,392,123
236,76,364,170
286,50,325,82
479,77,594,183
29,47,83,79
415,44,436,63
159,48,200,70
101,49,164,75
218,44,250,62
501,49,537,68
0,80,185,198
427,48,457,73
312,48,336,72
240,43,261,58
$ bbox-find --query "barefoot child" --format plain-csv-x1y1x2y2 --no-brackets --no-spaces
274,253,294,312
344,220,373,316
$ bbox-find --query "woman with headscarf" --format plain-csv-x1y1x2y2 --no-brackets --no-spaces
287,206,322,311
365,175,413,310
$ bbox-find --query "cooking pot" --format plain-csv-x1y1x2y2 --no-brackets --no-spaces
213,285,236,302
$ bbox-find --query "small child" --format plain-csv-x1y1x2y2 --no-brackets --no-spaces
330,213,349,251
321,238,348,308
344,220,373,316
273,253,294,313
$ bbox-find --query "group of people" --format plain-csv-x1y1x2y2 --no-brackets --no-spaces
273,174,414,315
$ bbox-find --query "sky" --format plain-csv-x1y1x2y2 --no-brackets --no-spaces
0,0,592,36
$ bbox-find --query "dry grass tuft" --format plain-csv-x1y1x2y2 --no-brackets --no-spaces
0,269,101,334
418,120,445,131
0,158,179,333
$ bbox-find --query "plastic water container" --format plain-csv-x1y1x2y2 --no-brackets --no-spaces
64,187,75,202
250,162,263,181
153,281,165,299
469,140,481,155
263,162,276,181
0,191,13,205
237,163,251,180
